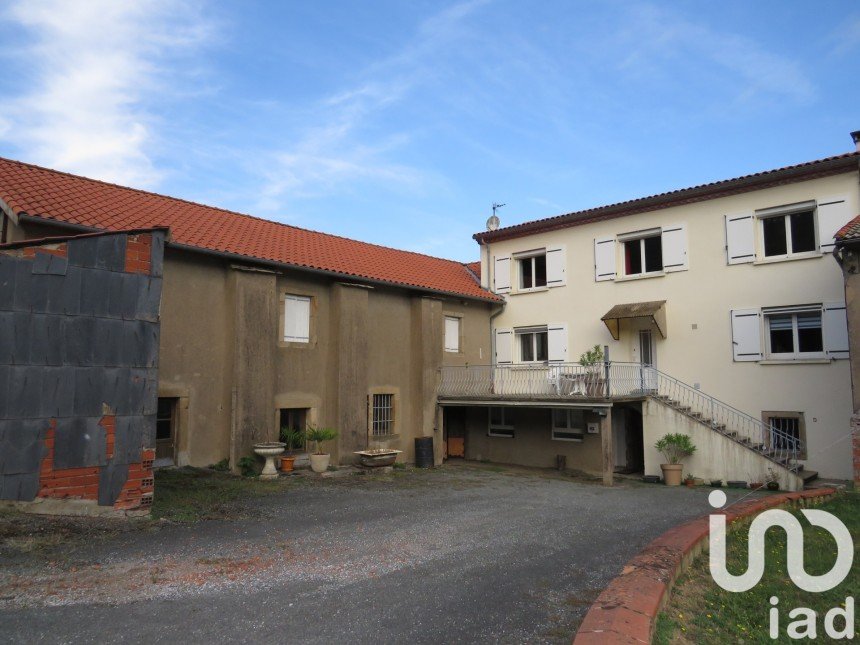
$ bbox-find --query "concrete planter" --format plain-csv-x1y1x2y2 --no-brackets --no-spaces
253,442,285,480
310,453,330,473
660,463,683,486
355,449,402,468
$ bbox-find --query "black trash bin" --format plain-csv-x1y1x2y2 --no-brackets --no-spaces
414,436,434,468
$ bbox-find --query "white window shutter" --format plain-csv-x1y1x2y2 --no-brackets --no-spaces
730,308,762,361
547,323,568,363
661,224,688,272
725,213,755,264
494,328,513,365
444,316,460,352
594,236,616,281
546,246,566,287
284,295,310,342
823,302,849,359
817,196,850,253
494,255,511,293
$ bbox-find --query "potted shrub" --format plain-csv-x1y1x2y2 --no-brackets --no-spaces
579,345,605,397
684,473,696,488
305,425,338,473
654,433,696,486
279,427,305,472
749,472,765,490
766,468,780,491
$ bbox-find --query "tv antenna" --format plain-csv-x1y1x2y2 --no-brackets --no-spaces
487,202,505,231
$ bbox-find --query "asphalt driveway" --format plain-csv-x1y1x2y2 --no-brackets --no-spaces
0,464,757,644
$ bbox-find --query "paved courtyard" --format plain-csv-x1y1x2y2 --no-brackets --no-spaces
0,464,757,644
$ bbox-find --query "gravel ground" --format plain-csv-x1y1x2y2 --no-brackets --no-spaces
0,464,760,644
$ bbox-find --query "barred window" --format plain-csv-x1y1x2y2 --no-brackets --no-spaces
372,394,395,436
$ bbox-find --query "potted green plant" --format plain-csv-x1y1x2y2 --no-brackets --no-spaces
305,425,338,473
279,427,305,472
766,467,780,491
578,345,605,396
684,473,696,488
654,433,696,486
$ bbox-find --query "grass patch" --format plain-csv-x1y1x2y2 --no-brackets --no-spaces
151,467,289,522
657,491,859,644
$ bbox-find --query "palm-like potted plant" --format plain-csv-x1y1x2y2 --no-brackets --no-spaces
654,433,696,486
578,345,605,396
278,427,305,472
305,425,338,473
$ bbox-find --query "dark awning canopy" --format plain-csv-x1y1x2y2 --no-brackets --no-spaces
601,300,667,340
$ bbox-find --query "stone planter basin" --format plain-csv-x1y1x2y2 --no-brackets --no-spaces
355,449,402,468
253,442,285,480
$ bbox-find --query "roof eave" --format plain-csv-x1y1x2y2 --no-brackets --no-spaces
474,153,860,244
18,213,501,304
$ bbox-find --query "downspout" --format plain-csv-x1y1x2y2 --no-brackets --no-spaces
0,212,8,244
484,239,506,365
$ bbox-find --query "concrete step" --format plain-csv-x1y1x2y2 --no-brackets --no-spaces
798,469,818,484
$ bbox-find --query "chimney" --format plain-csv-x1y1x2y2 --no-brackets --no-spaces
852,130,860,152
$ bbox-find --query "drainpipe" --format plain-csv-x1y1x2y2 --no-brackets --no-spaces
0,213,8,244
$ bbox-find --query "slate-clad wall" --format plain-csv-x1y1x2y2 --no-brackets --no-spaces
0,230,165,513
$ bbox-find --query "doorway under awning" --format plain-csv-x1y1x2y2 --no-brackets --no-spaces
601,300,667,340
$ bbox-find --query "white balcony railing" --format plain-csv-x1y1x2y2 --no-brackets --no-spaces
438,361,802,468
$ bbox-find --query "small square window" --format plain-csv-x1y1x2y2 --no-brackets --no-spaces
623,235,662,276
551,409,585,441
518,254,547,290
760,209,817,258
516,327,548,363
488,407,514,437
763,412,806,459
764,308,824,359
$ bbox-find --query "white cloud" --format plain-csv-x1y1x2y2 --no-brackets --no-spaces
0,0,214,187
256,0,489,212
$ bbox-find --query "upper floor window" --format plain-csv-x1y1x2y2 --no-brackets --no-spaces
623,233,663,276
444,316,461,353
764,307,823,359
516,326,548,362
518,253,547,290
760,206,816,258
283,294,311,343
594,224,687,282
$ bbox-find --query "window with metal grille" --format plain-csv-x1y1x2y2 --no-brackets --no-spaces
371,394,395,436
763,412,806,459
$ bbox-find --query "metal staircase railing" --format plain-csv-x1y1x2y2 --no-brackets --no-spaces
606,362,803,470
437,361,803,470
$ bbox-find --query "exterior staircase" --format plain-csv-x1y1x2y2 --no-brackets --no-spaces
608,363,806,484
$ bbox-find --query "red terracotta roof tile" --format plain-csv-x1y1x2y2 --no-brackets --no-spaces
835,213,860,242
464,261,481,278
0,157,498,302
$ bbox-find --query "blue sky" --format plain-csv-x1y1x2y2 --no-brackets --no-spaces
0,1,858,262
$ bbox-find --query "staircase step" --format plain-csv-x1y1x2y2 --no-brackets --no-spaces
797,469,818,484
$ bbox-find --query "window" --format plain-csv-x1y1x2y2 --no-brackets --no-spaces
283,294,311,343
156,397,178,460
516,327,548,362
444,316,460,353
764,307,824,359
759,206,817,258
371,394,395,436
518,253,547,290
488,407,514,437
623,234,663,276
279,408,307,433
763,412,806,458
551,409,585,441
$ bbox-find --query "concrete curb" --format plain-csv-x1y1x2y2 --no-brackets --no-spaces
572,487,839,644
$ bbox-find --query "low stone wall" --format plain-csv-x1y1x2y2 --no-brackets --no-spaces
572,487,838,644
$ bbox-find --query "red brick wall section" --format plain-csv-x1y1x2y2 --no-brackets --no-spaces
38,418,155,513
853,414,860,486
124,233,152,274
2,243,68,259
